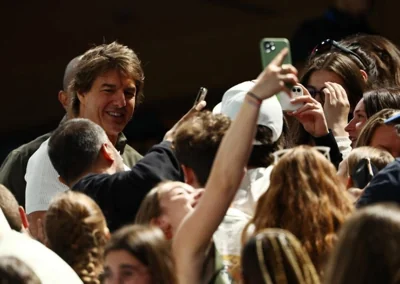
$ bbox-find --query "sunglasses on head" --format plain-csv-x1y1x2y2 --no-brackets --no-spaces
312,39,368,70
273,146,331,165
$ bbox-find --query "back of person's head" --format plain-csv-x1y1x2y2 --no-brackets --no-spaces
325,203,400,284
248,146,354,273
70,41,144,117
0,256,40,284
103,224,176,284
338,146,394,189
340,34,400,88
356,108,399,147
213,81,285,168
63,55,82,92
347,146,394,173
363,87,400,118
301,52,367,110
242,228,320,284
45,191,108,284
174,111,231,187
0,185,22,232
48,118,110,186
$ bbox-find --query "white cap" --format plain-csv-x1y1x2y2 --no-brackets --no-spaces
0,230,83,283
213,81,283,143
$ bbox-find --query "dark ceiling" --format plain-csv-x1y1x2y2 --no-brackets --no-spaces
0,0,398,158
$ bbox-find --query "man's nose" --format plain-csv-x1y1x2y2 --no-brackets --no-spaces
114,90,126,108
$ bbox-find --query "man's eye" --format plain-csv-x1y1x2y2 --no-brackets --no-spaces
125,92,135,98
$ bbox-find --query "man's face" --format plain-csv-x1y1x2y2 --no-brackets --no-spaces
78,69,136,141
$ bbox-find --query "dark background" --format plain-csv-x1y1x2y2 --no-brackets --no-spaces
1,0,398,162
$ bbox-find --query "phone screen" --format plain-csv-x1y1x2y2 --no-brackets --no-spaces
194,87,208,107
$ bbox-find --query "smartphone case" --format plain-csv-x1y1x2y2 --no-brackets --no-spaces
259,38,292,69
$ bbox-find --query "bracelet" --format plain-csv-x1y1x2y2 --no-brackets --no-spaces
247,92,262,105
246,96,261,107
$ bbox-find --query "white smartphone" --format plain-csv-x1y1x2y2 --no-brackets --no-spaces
277,85,304,111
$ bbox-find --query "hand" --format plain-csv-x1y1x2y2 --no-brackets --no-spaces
323,82,350,137
348,187,364,200
287,84,329,137
164,100,207,142
249,48,298,100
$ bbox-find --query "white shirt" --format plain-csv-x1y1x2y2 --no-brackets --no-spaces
230,166,273,217
25,139,68,214
25,138,130,214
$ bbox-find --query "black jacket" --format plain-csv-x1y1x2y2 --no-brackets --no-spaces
357,158,400,208
72,141,184,231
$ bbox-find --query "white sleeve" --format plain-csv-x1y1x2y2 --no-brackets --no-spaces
25,139,69,214
335,136,352,160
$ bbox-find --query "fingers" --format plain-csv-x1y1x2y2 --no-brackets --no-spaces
293,102,320,115
290,94,320,105
271,48,289,66
194,100,207,111
281,64,298,75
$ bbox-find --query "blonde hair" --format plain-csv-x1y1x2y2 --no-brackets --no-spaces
242,228,320,284
135,181,166,225
45,191,108,284
345,146,394,177
245,146,354,274
105,224,176,284
356,108,400,147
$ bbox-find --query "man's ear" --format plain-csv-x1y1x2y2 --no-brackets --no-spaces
360,69,368,82
150,217,173,240
18,206,29,230
100,143,115,163
58,90,70,111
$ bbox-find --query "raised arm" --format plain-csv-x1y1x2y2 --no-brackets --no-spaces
172,48,298,283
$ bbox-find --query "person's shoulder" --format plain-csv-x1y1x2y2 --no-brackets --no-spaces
121,144,143,167
357,159,400,207
26,138,51,166
72,172,126,191
4,133,51,160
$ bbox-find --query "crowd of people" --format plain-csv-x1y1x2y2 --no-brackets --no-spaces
1,27,400,284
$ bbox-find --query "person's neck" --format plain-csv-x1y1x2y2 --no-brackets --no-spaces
107,134,118,145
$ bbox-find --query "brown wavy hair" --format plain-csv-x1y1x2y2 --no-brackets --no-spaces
325,203,400,284
242,228,320,284
104,224,176,284
245,146,354,275
45,191,109,284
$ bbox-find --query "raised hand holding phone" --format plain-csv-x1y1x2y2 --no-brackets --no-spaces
193,87,208,107
249,48,298,101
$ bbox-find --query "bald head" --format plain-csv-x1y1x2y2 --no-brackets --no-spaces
63,55,82,92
